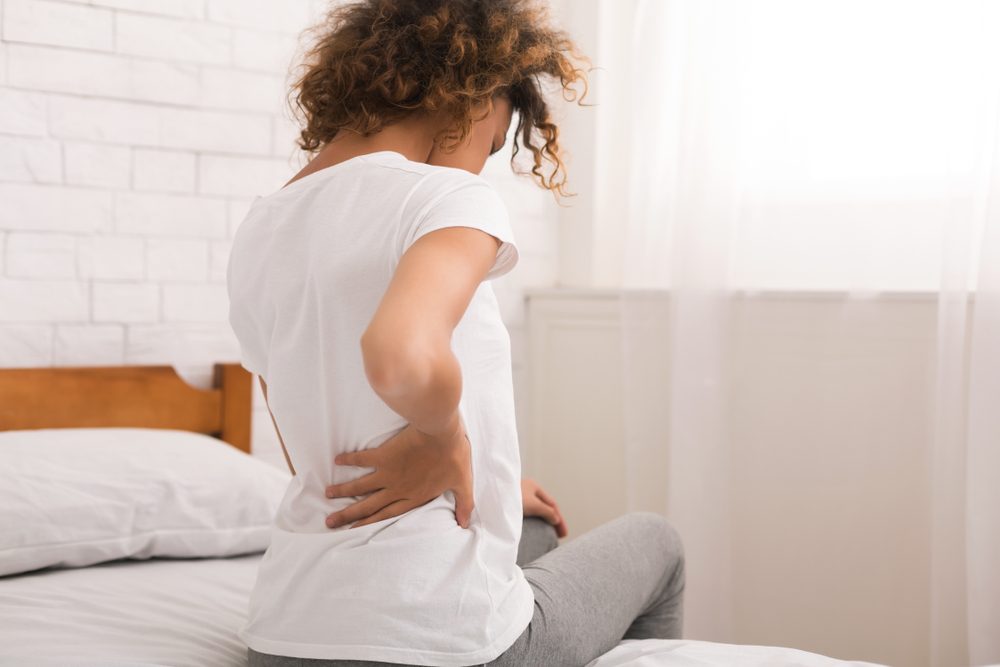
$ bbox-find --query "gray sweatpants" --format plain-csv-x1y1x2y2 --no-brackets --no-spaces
248,511,685,667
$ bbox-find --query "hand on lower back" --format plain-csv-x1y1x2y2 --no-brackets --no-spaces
324,417,475,530
521,477,568,538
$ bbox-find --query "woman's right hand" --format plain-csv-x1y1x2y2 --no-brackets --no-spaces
522,477,568,538
324,417,475,530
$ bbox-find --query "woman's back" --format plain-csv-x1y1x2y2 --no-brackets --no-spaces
226,150,532,664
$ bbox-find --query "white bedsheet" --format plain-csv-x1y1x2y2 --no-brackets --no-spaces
584,639,885,667
0,553,886,667
0,553,260,667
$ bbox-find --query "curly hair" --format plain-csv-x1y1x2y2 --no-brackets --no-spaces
287,0,590,199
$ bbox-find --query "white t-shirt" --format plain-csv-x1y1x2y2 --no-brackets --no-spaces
226,150,534,665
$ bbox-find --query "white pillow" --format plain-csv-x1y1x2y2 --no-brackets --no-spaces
0,427,291,578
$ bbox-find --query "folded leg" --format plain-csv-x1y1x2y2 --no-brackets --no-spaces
488,511,686,667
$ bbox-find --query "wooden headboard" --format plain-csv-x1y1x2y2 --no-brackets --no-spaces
0,362,254,454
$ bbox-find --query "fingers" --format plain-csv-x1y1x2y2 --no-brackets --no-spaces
534,486,566,536
554,514,568,538
525,496,568,538
535,486,558,508
326,489,391,529
537,502,568,538
523,499,558,525
326,470,382,499
334,449,377,468
540,504,560,525
349,498,413,529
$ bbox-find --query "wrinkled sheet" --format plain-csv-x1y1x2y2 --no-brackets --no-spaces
0,553,886,667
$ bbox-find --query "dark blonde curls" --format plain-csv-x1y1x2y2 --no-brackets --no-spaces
288,0,591,199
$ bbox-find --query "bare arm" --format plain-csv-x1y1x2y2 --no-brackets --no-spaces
361,226,501,438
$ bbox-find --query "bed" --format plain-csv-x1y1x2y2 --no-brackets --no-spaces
0,363,885,667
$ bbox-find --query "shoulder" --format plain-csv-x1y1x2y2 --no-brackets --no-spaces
365,151,502,202
404,165,504,213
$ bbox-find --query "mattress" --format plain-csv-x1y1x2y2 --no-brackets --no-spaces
0,553,885,667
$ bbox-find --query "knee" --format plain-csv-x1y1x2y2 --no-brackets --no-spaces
625,511,685,565
625,512,685,599
523,515,559,550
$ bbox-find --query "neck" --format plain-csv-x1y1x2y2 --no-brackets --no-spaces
282,112,454,190
323,113,448,164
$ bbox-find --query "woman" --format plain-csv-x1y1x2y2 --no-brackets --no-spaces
227,1,686,665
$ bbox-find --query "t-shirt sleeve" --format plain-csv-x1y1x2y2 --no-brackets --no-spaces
228,294,268,380
236,336,267,379
397,173,519,281
226,233,269,380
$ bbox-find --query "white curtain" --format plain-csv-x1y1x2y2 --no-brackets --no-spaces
615,1,1000,665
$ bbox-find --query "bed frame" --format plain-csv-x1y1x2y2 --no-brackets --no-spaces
0,362,253,454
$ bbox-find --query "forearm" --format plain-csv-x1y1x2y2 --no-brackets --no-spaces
360,333,463,439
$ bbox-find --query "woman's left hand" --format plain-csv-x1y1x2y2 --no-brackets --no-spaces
521,478,568,538
325,419,475,530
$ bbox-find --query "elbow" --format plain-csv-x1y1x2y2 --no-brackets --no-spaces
360,328,438,396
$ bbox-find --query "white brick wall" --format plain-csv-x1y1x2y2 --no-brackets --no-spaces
0,0,562,468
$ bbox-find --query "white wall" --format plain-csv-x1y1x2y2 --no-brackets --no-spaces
0,0,562,469
525,289,947,667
